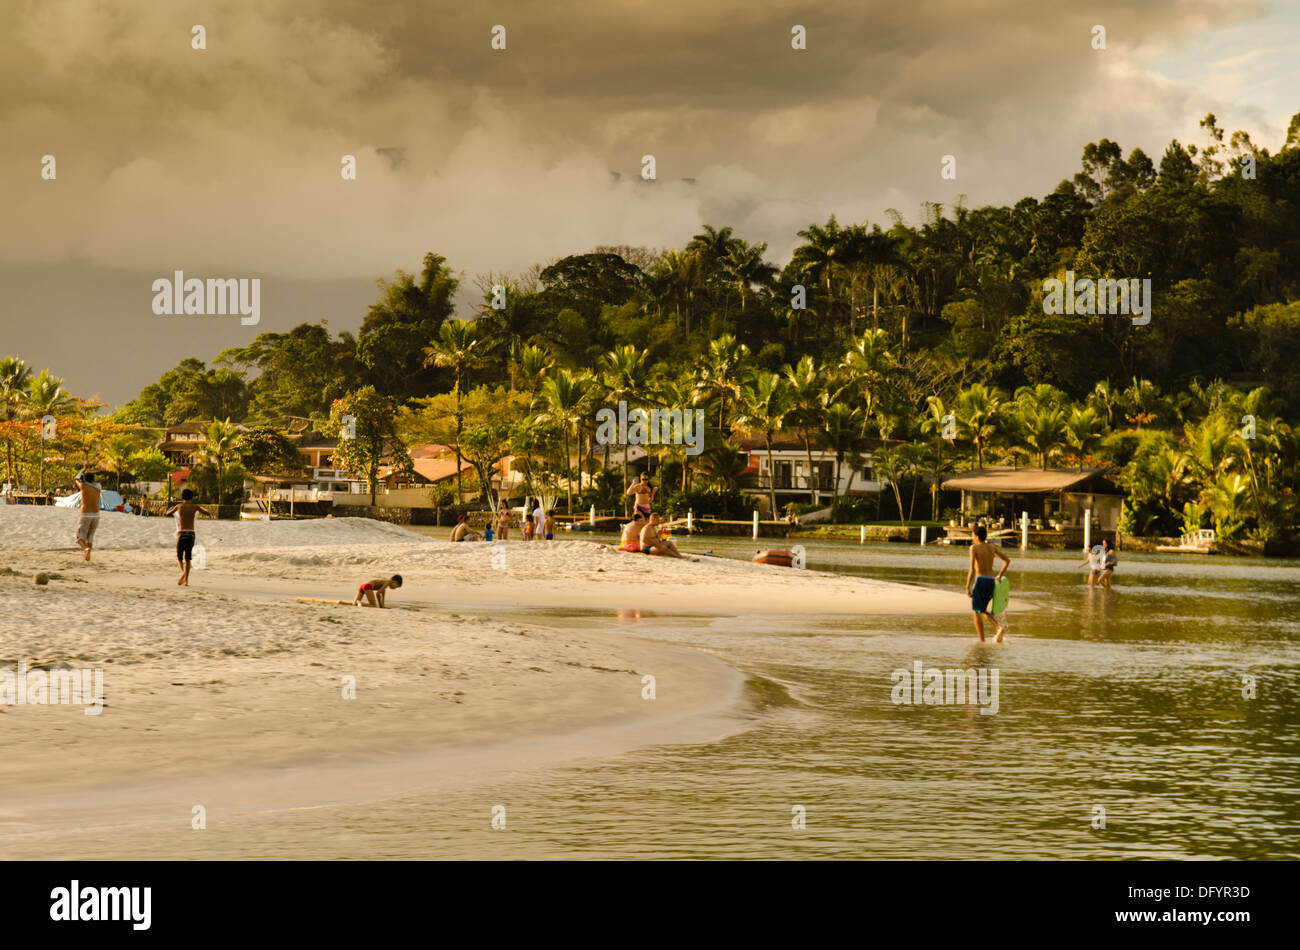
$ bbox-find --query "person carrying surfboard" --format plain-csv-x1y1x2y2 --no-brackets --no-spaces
966,526,1010,643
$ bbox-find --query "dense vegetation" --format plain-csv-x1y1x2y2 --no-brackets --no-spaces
4,113,1298,539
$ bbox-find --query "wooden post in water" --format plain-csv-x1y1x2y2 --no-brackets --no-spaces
687,509,693,531
589,505,595,525
1083,509,1092,551
860,525,866,544
920,525,927,546
1021,511,1029,550
752,510,759,540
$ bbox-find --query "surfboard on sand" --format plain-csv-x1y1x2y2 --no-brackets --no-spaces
991,577,1010,616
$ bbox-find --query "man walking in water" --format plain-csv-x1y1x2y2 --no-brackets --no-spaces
73,471,101,562
965,525,1010,642
165,489,211,586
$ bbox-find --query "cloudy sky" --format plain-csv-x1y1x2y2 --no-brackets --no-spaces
2,0,1297,405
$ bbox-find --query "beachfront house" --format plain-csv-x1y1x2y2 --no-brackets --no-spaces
735,435,888,513
941,466,1125,533
156,421,211,466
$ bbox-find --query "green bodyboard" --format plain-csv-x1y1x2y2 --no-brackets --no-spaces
991,577,1010,615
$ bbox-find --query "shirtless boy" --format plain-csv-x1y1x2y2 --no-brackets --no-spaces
965,525,1010,642
352,574,403,607
543,510,556,540
450,513,482,542
640,513,687,559
618,512,646,551
73,472,102,562
164,489,211,586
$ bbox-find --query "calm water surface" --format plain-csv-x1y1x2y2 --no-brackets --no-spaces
12,534,1300,859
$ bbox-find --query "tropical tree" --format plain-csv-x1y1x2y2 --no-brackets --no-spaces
821,402,864,517
328,388,413,505
0,356,32,485
423,320,492,499
599,344,650,503
734,372,794,517
534,369,591,514
953,383,1003,468
200,419,241,507
839,329,895,437
783,356,829,503
693,334,752,432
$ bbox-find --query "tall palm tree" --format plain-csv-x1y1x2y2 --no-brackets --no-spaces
599,345,649,508
423,320,492,499
838,329,895,437
1065,405,1107,466
102,435,138,489
653,374,701,493
953,383,1003,468
920,394,956,518
724,239,777,313
821,402,864,518
535,369,591,515
24,370,75,491
783,356,829,503
201,418,240,508
515,344,553,406
692,334,752,433
1018,404,1069,469
657,249,705,334
793,216,847,329
734,373,794,518
0,356,33,486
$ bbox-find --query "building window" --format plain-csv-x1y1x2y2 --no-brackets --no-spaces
817,461,834,490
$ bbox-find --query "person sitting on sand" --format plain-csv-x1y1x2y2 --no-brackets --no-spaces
626,472,656,518
73,471,102,563
543,509,556,541
639,513,686,559
353,574,402,608
496,502,512,541
618,512,645,552
1076,545,1104,587
450,513,482,542
164,488,211,587
966,525,1009,642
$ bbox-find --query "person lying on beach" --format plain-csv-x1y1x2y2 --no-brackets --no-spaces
639,513,687,559
966,525,1009,642
618,512,646,552
352,575,402,607
1076,545,1104,586
450,513,482,542
164,489,211,587
543,510,556,540
626,473,655,518
73,471,102,563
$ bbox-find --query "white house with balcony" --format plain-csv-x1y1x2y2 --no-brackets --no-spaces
735,435,890,514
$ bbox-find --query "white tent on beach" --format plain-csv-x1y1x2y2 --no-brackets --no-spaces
54,489,125,511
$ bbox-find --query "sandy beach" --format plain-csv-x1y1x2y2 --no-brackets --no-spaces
0,506,975,844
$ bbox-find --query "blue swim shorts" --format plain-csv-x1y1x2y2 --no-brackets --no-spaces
971,575,996,613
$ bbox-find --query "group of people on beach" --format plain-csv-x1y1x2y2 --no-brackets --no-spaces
449,503,557,542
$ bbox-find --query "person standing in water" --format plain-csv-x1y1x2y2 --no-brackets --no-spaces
165,488,211,586
73,471,102,563
965,526,1010,642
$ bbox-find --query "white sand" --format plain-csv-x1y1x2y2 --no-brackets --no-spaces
0,505,972,841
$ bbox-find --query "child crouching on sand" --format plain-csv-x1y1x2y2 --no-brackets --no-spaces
353,575,402,608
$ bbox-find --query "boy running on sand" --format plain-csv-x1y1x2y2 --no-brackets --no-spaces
164,489,211,586
73,472,102,562
966,526,1009,642
352,575,403,608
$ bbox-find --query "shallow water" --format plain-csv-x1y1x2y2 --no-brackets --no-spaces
9,535,1299,859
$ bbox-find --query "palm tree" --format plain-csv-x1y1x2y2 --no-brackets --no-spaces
24,370,75,491
821,402,864,518
724,239,777,313
102,435,138,489
599,345,649,507
653,374,701,493
734,373,794,518
953,383,1003,468
201,418,240,508
0,356,33,486
657,249,705,334
535,369,591,514
1064,405,1107,466
839,329,895,437
693,334,752,433
423,320,492,500
515,344,553,406
1201,471,1252,540
793,216,847,329
783,356,829,503
920,394,956,518
1017,404,1069,469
